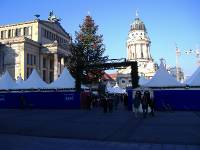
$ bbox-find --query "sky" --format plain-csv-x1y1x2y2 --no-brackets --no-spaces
0,0,199,76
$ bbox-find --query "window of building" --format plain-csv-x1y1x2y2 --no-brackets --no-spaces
121,80,125,83
24,27,29,36
43,58,47,68
49,71,54,83
30,55,33,65
15,28,21,37
27,54,30,65
50,59,54,69
1,30,6,39
27,67,32,78
33,55,36,65
8,30,11,38
43,70,46,81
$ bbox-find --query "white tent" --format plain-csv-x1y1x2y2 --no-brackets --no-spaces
48,67,75,89
0,71,16,90
107,83,126,94
139,76,149,86
16,69,47,89
143,61,184,87
185,67,200,86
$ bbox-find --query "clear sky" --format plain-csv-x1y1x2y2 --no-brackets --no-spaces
1,0,199,76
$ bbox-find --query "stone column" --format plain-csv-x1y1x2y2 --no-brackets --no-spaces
39,55,43,78
143,44,148,59
54,53,58,80
61,57,65,72
134,44,137,59
47,57,50,83
136,44,141,58
140,44,143,58
147,45,151,59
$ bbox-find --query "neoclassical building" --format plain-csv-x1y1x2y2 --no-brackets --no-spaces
0,12,71,83
118,13,157,88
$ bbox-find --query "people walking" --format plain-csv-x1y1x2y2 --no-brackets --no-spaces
133,90,141,118
148,90,155,116
142,91,149,118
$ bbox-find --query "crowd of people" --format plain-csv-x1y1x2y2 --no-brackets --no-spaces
132,90,155,118
85,93,128,113
84,89,155,118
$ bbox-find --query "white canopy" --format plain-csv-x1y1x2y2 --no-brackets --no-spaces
185,67,200,86
106,82,126,94
16,69,47,89
0,71,16,90
48,67,75,89
143,61,184,87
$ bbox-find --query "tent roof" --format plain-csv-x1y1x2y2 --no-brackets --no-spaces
139,76,149,86
143,62,184,87
0,71,16,90
106,82,126,94
48,68,75,89
16,69,47,89
185,67,200,86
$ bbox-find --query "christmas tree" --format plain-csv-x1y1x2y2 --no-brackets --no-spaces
68,15,108,88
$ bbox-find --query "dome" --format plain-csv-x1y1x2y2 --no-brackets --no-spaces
131,17,146,31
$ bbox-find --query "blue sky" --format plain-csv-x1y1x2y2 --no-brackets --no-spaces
1,0,199,76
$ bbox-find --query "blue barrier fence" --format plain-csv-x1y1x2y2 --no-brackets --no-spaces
154,90,200,110
0,91,80,109
127,89,200,111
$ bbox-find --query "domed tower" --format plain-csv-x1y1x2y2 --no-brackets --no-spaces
126,12,157,78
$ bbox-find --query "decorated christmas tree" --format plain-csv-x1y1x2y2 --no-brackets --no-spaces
68,15,108,88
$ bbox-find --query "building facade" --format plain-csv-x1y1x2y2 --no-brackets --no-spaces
118,13,157,88
0,12,71,83
167,66,184,82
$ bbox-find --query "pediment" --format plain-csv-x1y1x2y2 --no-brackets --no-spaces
39,20,69,37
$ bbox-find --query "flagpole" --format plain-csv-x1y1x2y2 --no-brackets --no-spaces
175,45,181,81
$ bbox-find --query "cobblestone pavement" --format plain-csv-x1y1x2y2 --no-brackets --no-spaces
0,107,199,149
0,134,200,150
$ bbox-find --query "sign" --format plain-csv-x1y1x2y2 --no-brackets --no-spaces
64,93,74,101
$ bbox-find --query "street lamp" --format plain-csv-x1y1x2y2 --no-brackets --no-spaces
175,45,181,81
185,48,200,66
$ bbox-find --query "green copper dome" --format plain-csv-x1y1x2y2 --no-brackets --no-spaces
131,17,146,31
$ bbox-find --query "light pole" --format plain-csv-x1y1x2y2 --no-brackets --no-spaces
175,45,181,81
185,48,200,66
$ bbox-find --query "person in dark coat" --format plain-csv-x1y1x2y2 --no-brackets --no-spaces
148,91,155,116
19,95,26,109
142,91,149,118
133,91,141,118
102,96,108,113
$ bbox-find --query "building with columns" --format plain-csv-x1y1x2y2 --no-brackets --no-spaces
118,13,158,88
0,12,71,83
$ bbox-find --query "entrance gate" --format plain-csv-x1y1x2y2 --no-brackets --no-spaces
75,58,139,91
